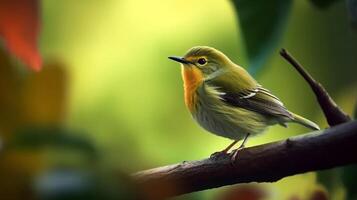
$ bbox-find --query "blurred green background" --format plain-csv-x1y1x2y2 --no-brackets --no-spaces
1,0,357,199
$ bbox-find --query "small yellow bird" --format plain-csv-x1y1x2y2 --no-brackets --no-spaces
169,46,320,161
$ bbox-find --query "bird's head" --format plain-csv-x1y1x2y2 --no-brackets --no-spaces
169,46,234,79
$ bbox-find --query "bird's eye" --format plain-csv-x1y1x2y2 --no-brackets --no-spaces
197,58,207,65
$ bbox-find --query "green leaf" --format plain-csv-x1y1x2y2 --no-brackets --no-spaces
341,165,357,200
231,0,292,75
317,166,357,199
317,169,342,191
7,127,97,158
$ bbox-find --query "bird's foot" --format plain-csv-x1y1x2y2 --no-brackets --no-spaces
211,140,239,159
210,150,229,159
230,146,245,165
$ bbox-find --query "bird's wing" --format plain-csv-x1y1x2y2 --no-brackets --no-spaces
205,66,292,119
215,85,293,119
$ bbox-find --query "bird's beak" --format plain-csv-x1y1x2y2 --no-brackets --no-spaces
168,56,192,64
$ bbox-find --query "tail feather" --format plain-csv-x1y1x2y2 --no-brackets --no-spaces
290,112,320,130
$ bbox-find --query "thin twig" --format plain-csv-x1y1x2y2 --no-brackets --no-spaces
280,49,350,126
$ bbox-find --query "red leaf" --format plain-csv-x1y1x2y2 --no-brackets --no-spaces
0,0,42,71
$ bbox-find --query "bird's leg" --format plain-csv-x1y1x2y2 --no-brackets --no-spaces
230,133,250,163
222,140,239,153
210,140,238,158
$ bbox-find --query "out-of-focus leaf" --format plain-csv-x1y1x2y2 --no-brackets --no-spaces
310,0,343,8
8,127,97,158
341,165,357,200
1,140,139,200
317,167,357,199
317,169,342,192
231,0,292,75
0,52,67,140
217,184,267,200
34,168,141,200
0,127,97,199
308,189,329,200
0,0,42,71
34,169,98,200
0,48,24,139
21,61,68,125
347,0,357,29
0,148,44,199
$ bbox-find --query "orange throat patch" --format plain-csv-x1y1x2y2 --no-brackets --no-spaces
181,66,203,113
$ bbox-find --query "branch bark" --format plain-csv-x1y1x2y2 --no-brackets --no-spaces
133,121,357,198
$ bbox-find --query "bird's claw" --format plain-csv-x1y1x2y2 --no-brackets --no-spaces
229,146,245,165
210,150,228,159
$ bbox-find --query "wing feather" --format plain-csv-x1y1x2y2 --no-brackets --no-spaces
205,67,292,119
218,86,293,119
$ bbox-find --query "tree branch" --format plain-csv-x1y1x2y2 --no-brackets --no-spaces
133,121,357,198
132,49,354,199
280,49,351,126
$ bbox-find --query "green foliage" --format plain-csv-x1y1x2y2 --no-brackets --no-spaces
231,0,292,75
317,166,357,199
8,127,97,158
317,169,343,192
341,165,357,200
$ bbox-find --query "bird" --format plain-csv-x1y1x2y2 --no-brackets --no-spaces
168,46,320,161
